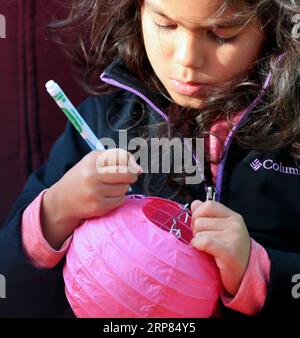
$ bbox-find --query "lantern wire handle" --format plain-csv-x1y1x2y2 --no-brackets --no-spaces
169,203,190,240
131,195,192,243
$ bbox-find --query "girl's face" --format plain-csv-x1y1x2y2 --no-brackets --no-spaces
141,0,265,109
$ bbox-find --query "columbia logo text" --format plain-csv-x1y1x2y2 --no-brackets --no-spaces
0,14,6,39
291,274,300,299
250,159,300,176
0,274,6,299
250,159,263,171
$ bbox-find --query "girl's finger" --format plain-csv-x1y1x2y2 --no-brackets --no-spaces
101,195,126,210
96,149,142,173
97,183,130,197
191,200,203,213
192,200,234,220
96,148,129,166
190,231,225,258
192,217,226,233
96,165,140,184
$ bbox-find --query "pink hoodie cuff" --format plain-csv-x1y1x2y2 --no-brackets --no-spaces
221,238,271,316
21,189,72,269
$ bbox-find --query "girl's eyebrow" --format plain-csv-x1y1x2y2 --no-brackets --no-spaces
145,0,246,29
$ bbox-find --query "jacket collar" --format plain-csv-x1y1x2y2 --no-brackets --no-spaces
101,58,170,120
101,57,272,124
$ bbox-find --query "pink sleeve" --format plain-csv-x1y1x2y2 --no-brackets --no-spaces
21,189,72,269
221,238,270,316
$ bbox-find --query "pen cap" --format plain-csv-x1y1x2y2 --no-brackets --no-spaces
45,80,60,97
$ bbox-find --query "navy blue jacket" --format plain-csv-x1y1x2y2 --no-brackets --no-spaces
0,59,300,318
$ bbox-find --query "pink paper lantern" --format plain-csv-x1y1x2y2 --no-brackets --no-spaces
63,195,221,318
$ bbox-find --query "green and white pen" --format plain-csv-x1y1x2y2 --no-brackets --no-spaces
45,80,132,192
45,80,105,151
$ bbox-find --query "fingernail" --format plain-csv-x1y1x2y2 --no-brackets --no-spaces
137,165,144,174
128,156,143,174
191,200,203,213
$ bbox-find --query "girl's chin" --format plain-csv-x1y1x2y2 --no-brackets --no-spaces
169,91,206,109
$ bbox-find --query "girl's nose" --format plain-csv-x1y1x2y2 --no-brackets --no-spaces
174,31,205,69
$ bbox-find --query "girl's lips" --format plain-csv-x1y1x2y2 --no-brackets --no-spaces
170,79,210,95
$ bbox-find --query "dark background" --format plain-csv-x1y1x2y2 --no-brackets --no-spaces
0,0,86,225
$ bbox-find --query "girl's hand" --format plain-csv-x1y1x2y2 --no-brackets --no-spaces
190,200,251,296
41,149,143,249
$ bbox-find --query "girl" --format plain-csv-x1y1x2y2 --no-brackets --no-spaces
0,0,299,318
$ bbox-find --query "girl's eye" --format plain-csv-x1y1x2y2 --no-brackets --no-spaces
154,22,177,30
153,23,238,44
214,35,236,45
208,30,237,45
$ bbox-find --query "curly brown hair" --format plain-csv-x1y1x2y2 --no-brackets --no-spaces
49,0,300,197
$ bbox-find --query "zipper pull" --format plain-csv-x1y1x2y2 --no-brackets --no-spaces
206,186,217,201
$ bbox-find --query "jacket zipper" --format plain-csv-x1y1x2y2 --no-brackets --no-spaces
214,75,272,202
100,70,271,203
206,186,217,201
